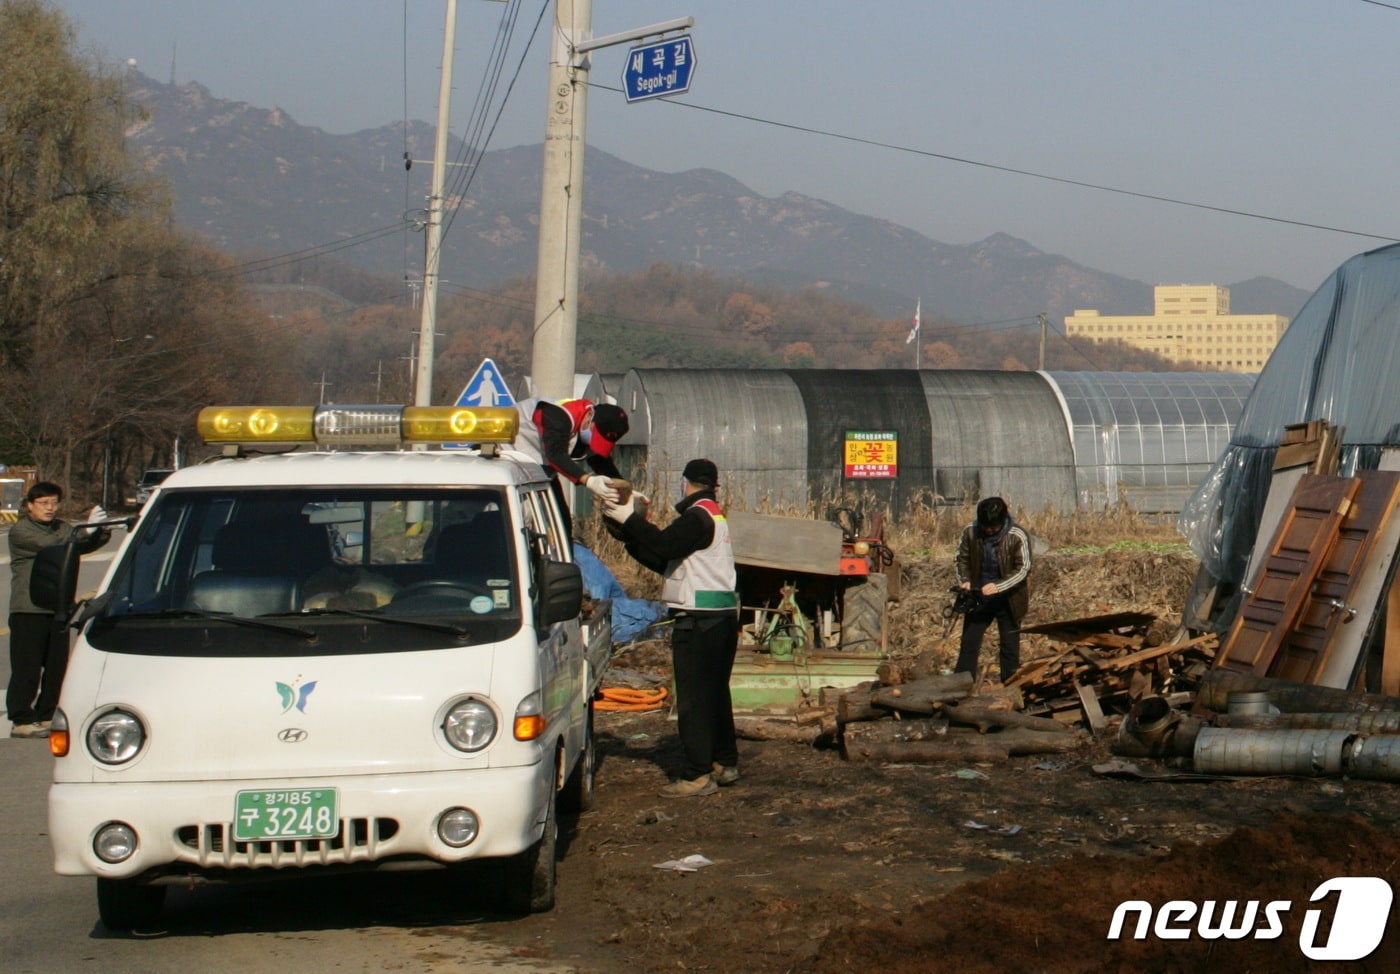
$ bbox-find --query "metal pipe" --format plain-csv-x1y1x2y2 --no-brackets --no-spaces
1196,669,1400,715
1114,695,1203,758
1193,728,1351,775
1213,711,1400,734
1347,735,1400,781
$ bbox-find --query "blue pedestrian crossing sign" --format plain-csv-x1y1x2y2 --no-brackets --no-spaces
455,358,515,408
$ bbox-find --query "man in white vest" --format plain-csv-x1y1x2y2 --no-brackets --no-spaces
603,459,740,797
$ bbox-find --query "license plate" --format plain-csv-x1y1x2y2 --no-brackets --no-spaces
233,788,339,842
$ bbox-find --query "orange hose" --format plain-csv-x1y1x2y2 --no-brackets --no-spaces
595,686,670,712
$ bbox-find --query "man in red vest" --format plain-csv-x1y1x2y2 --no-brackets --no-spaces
512,397,629,533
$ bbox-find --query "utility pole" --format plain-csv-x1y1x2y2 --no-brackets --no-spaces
530,8,694,400
530,0,592,400
413,0,458,407
370,360,386,403
1038,312,1048,370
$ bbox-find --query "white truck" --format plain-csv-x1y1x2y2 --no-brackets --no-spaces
35,403,611,930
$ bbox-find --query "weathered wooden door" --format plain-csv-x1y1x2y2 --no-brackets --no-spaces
1215,475,1361,675
1273,471,1400,685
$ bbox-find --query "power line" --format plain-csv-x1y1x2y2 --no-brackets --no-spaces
585,82,1400,248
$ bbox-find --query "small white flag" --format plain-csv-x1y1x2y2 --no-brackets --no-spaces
906,299,921,344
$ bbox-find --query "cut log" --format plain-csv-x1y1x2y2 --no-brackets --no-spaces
834,684,886,724
870,673,974,714
941,703,1071,734
734,716,832,745
794,705,836,726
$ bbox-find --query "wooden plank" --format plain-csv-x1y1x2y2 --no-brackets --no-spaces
1274,441,1321,470
1003,647,1078,688
1098,633,1219,670
1075,681,1108,736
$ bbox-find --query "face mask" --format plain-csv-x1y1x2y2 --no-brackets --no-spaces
578,426,594,448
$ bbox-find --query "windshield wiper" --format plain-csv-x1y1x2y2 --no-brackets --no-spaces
114,609,318,640
297,607,470,639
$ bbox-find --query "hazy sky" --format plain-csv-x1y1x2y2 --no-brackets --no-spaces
49,0,1400,293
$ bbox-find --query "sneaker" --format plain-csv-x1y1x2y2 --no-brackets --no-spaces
10,723,50,739
658,774,718,798
711,763,741,786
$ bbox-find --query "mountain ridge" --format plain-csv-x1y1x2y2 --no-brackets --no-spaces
123,74,1312,325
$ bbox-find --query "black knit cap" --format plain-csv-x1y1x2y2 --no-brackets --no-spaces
682,458,719,488
591,403,629,441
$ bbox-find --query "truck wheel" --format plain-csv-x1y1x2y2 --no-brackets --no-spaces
503,782,558,914
840,572,888,652
96,877,166,931
559,700,596,814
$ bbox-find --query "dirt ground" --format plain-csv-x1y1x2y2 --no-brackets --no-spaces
466,548,1400,973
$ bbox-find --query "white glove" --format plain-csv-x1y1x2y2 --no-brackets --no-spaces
603,494,636,524
585,475,621,504
87,505,107,524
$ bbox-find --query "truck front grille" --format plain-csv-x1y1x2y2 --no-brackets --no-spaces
175,818,400,868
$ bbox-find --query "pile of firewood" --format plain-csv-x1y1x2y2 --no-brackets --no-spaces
730,612,1220,756
1005,612,1218,731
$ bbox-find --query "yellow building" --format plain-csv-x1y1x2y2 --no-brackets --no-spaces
1064,284,1288,371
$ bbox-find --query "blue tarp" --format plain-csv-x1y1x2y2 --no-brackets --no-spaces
573,543,665,643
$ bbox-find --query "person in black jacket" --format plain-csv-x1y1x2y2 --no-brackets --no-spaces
7,481,110,738
954,496,1031,684
512,397,628,536
603,459,740,798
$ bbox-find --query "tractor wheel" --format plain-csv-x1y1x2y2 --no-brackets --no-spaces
840,572,888,652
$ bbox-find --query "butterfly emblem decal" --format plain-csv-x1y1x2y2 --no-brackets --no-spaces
276,678,318,714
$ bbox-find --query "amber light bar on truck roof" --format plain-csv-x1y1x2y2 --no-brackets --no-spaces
196,405,519,447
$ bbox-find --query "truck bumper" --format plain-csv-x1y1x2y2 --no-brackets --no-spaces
50,764,551,881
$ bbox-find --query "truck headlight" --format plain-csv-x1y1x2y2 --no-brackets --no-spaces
87,710,145,765
442,698,496,752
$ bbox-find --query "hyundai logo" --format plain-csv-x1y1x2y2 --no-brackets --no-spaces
278,728,309,743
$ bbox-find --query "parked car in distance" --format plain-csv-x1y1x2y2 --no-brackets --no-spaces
134,468,174,506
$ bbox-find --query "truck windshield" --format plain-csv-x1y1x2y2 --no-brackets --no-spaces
88,487,522,656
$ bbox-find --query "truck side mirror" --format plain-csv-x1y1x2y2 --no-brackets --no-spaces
31,542,80,620
537,559,583,627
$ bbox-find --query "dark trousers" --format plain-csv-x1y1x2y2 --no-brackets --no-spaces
6,612,66,725
956,597,1021,683
671,612,740,780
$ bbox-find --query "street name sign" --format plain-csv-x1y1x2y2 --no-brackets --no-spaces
622,35,696,103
